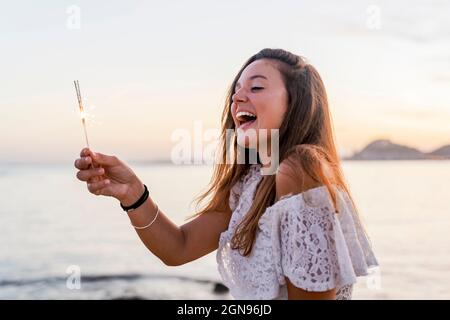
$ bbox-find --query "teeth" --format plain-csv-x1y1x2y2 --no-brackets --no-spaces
236,111,257,119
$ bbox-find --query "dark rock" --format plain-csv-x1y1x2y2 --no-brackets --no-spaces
213,282,229,294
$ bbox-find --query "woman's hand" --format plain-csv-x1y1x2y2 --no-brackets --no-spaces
74,148,145,206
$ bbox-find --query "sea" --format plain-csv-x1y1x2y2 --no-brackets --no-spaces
0,160,449,299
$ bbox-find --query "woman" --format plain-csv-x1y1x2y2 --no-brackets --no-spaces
74,48,378,300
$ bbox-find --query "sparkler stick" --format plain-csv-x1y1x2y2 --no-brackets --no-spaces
74,80,90,148
74,80,98,171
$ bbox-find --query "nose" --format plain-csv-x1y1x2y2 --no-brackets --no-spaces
232,88,248,104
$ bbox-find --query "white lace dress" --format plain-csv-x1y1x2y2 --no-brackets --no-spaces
217,164,379,300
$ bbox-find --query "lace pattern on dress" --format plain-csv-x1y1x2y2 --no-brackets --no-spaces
217,164,379,300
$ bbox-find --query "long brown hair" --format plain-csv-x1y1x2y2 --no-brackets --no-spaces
189,48,360,256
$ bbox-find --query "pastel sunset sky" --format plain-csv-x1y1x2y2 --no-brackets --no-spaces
1,0,449,163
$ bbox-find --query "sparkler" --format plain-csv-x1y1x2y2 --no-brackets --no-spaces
74,80,98,172
74,80,91,148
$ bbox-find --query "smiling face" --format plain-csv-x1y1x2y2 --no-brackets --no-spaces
231,59,289,148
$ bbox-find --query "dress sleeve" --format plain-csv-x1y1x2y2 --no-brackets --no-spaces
260,186,379,292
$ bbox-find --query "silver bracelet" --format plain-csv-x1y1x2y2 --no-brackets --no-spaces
131,205,160,230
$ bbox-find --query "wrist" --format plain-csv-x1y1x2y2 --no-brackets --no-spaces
120,179,146,207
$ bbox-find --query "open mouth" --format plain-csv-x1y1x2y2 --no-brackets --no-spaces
236,111,257,129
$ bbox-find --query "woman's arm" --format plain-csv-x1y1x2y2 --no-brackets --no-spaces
74,148,232,266
276,157,337,300
286,279,336,300
125,185,231,266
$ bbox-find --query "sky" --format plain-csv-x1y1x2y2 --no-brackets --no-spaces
1,0,449,163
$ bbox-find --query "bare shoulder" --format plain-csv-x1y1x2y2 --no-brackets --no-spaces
275,155,322,201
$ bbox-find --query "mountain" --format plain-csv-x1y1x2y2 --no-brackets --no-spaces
427,145,450,159
347,139,450,160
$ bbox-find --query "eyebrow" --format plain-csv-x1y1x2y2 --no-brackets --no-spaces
235,75,268,90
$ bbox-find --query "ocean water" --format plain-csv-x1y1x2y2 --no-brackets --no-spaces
0,160,449,300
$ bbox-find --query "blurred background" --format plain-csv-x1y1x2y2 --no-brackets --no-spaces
0,0,449,299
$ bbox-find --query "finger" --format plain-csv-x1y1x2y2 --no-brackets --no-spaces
87,172,104,183
80,148,91,157
87,179,111,195
76,167,105,182
80,148,120,167
74,156,92,170
89,151,120,167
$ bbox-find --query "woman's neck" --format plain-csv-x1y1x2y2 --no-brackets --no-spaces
257,140,279,175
